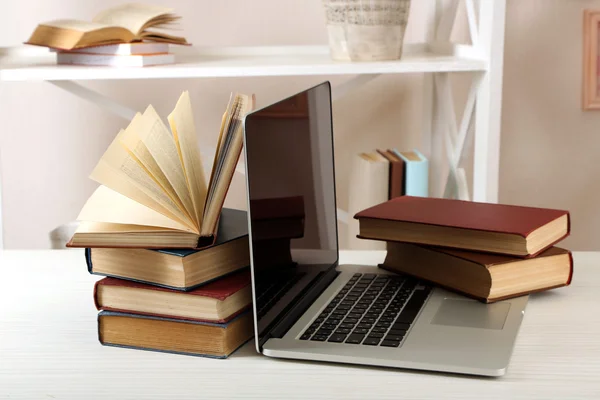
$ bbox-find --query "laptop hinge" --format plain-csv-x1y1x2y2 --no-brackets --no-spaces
267,267,340,340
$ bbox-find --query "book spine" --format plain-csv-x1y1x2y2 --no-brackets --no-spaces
390,160,405,198
93,279,101,310
85,248,93,274
405,157,428,197
566,250,574,286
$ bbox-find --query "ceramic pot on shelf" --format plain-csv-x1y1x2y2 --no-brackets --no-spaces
323,0,411,61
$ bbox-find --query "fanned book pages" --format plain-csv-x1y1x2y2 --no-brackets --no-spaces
69,91,255,249
26,3,188,50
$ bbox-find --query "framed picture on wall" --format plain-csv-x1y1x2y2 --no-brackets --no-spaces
583,10,600,110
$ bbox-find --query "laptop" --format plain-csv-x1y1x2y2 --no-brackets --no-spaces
242,82,527,377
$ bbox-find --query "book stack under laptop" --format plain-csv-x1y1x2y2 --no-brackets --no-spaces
354,196,574,303
26,4,188,67
68,90,255,357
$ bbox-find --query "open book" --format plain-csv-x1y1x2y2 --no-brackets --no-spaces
69,91,254,249
26,3,188,50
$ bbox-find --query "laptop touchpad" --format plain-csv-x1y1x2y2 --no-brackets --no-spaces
431,299,510,330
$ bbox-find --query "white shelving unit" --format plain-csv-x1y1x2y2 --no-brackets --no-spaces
0,0,506,248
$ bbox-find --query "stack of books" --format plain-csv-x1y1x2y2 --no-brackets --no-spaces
89,209,253,358
26,4,188,66
348,148,428,250
354,196,573,303
69,90,256,357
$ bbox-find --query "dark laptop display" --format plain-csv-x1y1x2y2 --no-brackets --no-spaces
243,83,340,347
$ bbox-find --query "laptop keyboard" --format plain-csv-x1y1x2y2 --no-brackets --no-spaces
299,273,431,348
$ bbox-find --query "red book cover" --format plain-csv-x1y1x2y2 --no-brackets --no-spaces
93,269,251,323
355,196,570,238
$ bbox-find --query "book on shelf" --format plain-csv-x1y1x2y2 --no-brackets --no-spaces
85,208,249,290
392,149,428,197
377,149,405,199
56,52,175,67
381,242,573,303
26,3,188,50
347,151,389,250
98,310,253,358
54,42,170,55
354,196,570,257
68,91,254,249
94,269,252,322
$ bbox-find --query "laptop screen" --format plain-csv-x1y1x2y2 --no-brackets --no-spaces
243,82,339,347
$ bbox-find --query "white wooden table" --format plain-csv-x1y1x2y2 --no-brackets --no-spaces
1,250,599,399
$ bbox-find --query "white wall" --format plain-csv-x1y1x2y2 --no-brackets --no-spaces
0,0,597,250
499,0,600,251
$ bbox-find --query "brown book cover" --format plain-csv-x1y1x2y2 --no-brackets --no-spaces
380,243,573,303
94,269,251,323
98,310,253,359
355,196,570,257
377,149,405,199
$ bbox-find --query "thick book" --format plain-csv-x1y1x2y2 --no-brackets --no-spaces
377,149,405,199
98,310,253,359
354,196,570,257
26,4,187,50
86,208,249,290
347,152,389,250
55,42,170,55
57,52,175,67
392,149,428,197
94,270,251,322
380,242,573,303
68,91,254,249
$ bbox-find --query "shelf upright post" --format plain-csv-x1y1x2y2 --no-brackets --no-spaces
473,0,507,203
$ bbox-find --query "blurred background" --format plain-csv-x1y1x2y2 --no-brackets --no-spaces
0,0,597,249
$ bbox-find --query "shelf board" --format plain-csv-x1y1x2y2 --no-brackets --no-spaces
0,44,487,82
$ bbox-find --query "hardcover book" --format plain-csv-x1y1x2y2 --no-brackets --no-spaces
98,310,253,358
392,149,428,197
94,269,252,322
56,52,175,67
55,42,170,55
26,3,188,50
355,196,570,257
85,208,249,290
381,242,573,303
377,149,405,199
69,91,254,249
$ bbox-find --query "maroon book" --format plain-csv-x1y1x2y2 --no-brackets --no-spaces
94,269,252,323
377,149,405,199
355,196,570,257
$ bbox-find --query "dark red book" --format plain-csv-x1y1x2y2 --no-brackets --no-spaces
94,269,252,323
354,196,570,257
377,149,405,199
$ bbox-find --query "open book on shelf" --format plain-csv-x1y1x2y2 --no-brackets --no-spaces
69,91,254,249
26,3,188,50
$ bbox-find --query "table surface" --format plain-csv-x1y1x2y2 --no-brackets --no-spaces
1,250,599,399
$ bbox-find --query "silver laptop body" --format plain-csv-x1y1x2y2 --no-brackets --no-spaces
242,82,527,377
